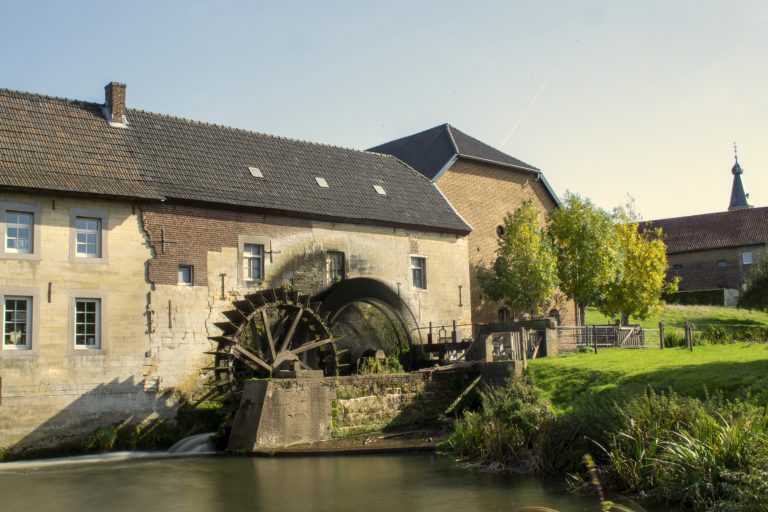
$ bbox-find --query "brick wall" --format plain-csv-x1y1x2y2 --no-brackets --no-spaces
142,203,473,392
435,159,574,326
668,244,765,291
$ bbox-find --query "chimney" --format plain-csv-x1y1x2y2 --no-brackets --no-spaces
104,82,127,126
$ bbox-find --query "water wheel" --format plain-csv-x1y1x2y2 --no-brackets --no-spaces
207,288,337,401
204,279,424,406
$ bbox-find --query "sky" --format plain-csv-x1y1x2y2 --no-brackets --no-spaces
2,1,766,220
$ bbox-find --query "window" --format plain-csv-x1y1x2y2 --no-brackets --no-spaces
5,211,33,254
244,244,264,281
497,307,510,322
69,208,108,262
327,251,345,283
743,252,753,265
3,296,31,349
1,202,40,260
716,259,728,269
74,299,101,348
75,217,101,258
672,263,683,273
411,257,426,290
178,265,194,285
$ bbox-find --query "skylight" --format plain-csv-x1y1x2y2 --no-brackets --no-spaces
315,177,329,188
373,185,387,195
248,166,263,178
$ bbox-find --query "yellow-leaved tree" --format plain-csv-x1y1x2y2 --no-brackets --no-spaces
600,200,677,324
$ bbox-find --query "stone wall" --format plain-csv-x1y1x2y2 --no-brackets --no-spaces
668,244,765,291
0,192,176,451
142,204,473,391
435,159,574,326
229,366,513,450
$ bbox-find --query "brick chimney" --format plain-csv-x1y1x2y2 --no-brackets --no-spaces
104,82,127,126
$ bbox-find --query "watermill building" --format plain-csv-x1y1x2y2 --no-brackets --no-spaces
0,83,474,450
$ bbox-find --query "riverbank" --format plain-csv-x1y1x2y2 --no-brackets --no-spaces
446,344,768,511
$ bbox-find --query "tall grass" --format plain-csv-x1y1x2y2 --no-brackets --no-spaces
600,390,768,510
447,377,768,510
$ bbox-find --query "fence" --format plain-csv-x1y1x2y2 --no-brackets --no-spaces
557,324,662,352
557,322,768,353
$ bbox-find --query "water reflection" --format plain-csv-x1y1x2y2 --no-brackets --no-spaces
0,453,622,512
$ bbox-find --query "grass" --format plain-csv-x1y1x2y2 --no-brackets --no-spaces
585,304,768,329
528,344,768,414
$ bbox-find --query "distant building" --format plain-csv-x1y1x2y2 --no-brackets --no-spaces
647,155,767,296
371,124,573,326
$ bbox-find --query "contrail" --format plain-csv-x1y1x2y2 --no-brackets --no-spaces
499,65,559,150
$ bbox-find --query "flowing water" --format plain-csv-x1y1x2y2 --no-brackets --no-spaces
0,453,650,512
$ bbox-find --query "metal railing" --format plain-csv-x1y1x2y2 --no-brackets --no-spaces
557,324,662,352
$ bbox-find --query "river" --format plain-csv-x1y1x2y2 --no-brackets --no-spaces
0,452,647,512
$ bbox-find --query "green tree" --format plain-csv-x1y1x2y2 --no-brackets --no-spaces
600,200,677,324
738,245,768,311
548,192,619,325
477,200,557,317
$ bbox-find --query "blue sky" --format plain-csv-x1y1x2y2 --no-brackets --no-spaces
2,1,766,219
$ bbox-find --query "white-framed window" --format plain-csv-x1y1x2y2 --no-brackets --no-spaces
74,298,101,348
3,296,31,350
178,265,194,286
75,217,101,258
743,252,753,265
327,251,345,283
243,244,264,281
5,211,33,254
411,256,427,290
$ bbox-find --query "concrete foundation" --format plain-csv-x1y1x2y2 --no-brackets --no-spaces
228,363,517,451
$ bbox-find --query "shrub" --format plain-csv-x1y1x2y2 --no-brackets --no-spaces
599,390,768,510
447,375,554,472
664,289,725,306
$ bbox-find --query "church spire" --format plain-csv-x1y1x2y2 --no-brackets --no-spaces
728,143,752,211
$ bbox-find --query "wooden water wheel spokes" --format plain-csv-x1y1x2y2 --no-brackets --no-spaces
207,288,337,400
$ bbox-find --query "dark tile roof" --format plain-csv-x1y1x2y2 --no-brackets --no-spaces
0,89,470,234
645,207,768,254
0,90,160,199
369,124,539,179
369,124,559,205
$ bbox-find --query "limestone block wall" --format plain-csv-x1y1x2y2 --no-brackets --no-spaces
435,159,574,325
0,192,172,451
142,204,472,391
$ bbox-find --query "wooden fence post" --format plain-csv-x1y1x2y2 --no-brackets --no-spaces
592,325,598,354
685,321,693,351
659,322,665,350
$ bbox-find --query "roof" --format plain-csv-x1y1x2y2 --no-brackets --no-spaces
0,89,471,234
369,124,559,205
728,158,751,210
645,207,768,254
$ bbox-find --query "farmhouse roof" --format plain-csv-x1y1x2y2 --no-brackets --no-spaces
0,87,471,234
646,207,768,254
369,123,560,205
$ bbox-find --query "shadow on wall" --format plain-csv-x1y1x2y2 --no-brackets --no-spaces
6,377,180,455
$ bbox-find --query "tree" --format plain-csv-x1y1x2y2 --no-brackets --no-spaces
738,245,768,311
600,200,677,324
477,200,557,317
548,192,620,325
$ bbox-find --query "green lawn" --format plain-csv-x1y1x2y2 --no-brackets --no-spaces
585,304,768,329
528,344,768,414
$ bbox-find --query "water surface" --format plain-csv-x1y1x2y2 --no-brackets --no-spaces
0,453,642,512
